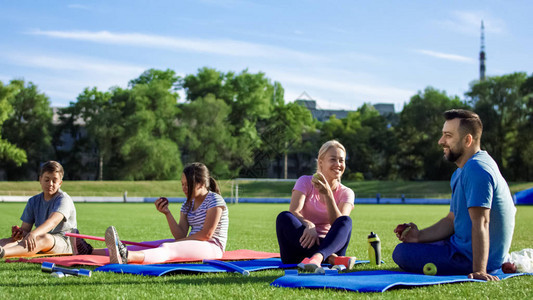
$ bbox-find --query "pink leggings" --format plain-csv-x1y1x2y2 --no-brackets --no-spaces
141,240,223,264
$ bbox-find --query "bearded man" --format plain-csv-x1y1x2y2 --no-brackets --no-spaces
392,109,516,281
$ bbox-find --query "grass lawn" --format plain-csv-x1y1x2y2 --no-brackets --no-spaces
1,180,533,198
1,202,532,299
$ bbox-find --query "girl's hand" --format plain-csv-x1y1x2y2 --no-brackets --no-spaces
155,197,170,214
299,223,320,248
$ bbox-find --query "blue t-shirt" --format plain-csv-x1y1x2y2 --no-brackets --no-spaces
449,151,516,271
20,189,77,234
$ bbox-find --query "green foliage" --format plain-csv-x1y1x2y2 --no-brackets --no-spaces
118,78,183,180
181,94,237,176
395,87,469,180
0,81,28,168
56,70,183,180
249,101,314,178
467,72,530,180
513,74,533,180
1,80,53,179
181,67,232,103
180,67,313,178
129,68,180,92
319,104,396,180
2,69,533,182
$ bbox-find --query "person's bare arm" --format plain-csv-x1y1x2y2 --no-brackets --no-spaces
400,212,455,243
467,206,499,281
180,207,223,241
23,212,64,252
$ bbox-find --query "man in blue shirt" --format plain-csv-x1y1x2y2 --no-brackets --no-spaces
392,109,516,281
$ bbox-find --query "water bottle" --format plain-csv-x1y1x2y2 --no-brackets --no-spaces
368,232,381,266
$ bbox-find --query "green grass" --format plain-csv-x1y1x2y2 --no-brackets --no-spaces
1,203,532,299
1,180,533,198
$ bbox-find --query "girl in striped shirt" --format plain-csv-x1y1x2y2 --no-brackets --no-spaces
105,162,229,264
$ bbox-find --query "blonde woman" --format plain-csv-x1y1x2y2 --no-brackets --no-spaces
276,140,355,270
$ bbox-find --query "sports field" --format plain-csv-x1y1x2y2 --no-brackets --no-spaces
1,202,532,299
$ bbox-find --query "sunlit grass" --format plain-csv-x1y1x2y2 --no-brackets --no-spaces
1,180,532,198
1,203,531,299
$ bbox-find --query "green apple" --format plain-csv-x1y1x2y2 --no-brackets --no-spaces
423,263,437,275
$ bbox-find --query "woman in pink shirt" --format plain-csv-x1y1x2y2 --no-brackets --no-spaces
276,140,355,270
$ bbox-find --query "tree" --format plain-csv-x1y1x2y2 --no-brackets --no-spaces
57,87,118,180
352,104,397,180
250,100,314,178
509,73,533,180
181,67,288,178
466,72,528,179
181,67,234,103
56,69,184,180
395,87,469,180
0,81,27,168
1,80,53,179
129,68,180,90
181,94,237,177
319,104,395,180
117,75,183,180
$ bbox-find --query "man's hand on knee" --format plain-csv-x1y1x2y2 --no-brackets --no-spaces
468,271,500,281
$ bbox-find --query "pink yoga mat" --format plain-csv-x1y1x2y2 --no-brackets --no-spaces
65,232,159,248
5,249,280,267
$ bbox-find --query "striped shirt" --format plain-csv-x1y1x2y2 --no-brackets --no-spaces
181,192,229,251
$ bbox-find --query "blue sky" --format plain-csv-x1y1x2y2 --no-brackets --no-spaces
1,1,531,112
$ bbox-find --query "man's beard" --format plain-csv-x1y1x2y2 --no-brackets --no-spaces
444,146,463,163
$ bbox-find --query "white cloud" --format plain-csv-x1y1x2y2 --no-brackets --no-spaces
1,52,149,106
268,69,414,111
437,11,506,35
67,4,91,10
414,49,475,63
28,29,325,62
4,51,146,76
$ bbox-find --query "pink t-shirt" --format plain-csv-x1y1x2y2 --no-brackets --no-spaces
293,175,355,237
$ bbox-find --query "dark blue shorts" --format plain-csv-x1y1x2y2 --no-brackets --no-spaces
392,239,474,275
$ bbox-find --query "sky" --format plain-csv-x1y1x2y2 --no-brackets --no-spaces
1,1,531,112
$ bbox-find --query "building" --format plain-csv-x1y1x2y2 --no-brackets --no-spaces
294,92,395,121
373,103,395,116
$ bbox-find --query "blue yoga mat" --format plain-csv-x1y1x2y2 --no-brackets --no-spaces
95,258,297,276
94,258,379,276
271,269,532,293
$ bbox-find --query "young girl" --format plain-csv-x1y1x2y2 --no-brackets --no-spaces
276,140,355,270
105,162,229,264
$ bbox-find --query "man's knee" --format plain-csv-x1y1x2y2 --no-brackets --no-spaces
392,243,409,265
